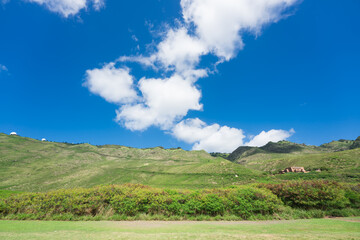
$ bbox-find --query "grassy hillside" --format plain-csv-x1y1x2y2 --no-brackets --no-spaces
224,139,360,182
228,138,360,164
228,141,326,163
241,148,360,173
0,133,260,192
1,133,359,192
320,139,355,151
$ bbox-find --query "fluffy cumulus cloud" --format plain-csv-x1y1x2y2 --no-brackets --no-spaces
172,118,294,152
246,128,295,147
156,27,208,73
116,74,203,131
181,0,298,60
119,0,299,71
172,118,246,152
26,0,104,17
84,66,203,131
84,63,138,104
85,0,300,151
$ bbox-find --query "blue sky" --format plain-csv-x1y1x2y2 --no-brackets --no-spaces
0,0,359,152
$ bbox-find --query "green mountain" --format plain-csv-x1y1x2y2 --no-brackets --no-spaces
320,139,357,151
227,138,360,176
0,133,260,192
228,141,325,163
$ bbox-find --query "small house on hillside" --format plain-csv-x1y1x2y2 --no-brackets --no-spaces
41,138,47,142
10,132,17,136
280,167,308,174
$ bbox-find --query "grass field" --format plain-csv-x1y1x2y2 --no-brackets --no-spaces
0,218,359,239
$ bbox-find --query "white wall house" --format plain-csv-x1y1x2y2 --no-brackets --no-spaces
41,138,47,142
10,132,17,136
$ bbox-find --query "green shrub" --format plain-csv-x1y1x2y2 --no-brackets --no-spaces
326,208,360,217
200,194,225,216
1,183,358,220
227,187,282,219
344,184,360,208
0,184,283,219
260,180,350,210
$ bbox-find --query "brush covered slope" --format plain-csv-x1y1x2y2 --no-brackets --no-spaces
0,133,260,192
228,139,359,163
227,139,360,181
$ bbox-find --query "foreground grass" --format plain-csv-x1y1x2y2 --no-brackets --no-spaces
0,218,359,240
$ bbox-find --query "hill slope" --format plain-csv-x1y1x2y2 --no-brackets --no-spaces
227,139,360,180
0,133,260,191
228,138,360,164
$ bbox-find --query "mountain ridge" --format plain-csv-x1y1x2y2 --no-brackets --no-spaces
227,137,360,163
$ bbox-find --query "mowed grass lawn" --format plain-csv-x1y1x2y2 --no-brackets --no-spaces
0,218,359,240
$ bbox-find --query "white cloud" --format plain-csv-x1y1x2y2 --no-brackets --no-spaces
84,63,138,104
128,0,299,72
116,74,203,131
156,27,208,73
26,0,104,17
172,118,245,153
172,118,295,152
84,0,299,149
246,128,295,147
117,55,157,70
118,27,209,78
92,0,104,10
181,0,298,60
0,64,8,72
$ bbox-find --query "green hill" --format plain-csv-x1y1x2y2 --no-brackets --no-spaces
320,139,356,151
228,138,360,165
228,141,326,163
1,133,359,192
0,133,260,192
226,138,360,181
237,147,360,172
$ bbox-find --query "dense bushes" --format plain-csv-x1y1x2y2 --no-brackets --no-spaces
0,184,282,219
259,180,353,210
0,181,359,220
344,183,360,208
